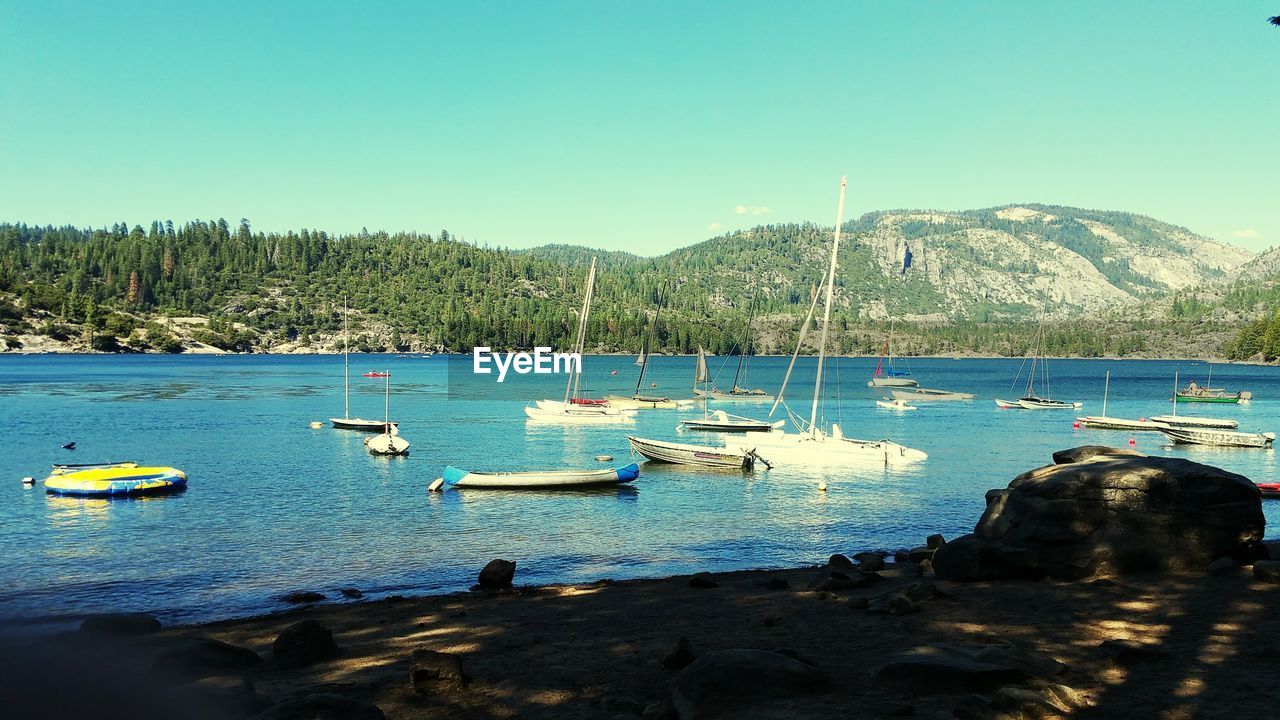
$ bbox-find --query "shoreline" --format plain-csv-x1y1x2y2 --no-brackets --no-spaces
0,348,1265,364
10,555,1280,719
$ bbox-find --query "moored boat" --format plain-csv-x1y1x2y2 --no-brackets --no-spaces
994,399,1022,409
435,463,641,489
679,410,780,433
1149,414,1238,430
1076,416,1168,431
362,371,390,378
891,387,974,402
627,436,760,469
331,299,398,432
876,398,916,411
1161,427,1275,448
1257,482,1280,499
868,323,918,387
1017,397,1082,410
44,466,187,497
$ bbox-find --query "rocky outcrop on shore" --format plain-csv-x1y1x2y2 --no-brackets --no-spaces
933,445,1265,581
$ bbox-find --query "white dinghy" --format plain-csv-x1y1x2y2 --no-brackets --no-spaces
627,436,765,470
365,373,409,456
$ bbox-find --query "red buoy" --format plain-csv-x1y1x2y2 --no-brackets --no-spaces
1129,438,1136,446
1072,421,1081,429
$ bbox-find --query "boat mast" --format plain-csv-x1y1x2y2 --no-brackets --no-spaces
732,292,757,392
563,257,597,404
770,282,823,418
343,297,350,419
1102,370,1109,417
1172,370,1179,417
809,176,847,435
384,373,390,425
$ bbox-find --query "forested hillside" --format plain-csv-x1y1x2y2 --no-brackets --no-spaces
0,209,1268,358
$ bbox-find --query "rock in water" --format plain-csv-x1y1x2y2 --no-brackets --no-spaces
282,591,325,604
273,620,338,670
409,649,469,692
251,693,385,719
80,612,161,635
853,552,886,572
934,448,1264,581
670,649,827,719
826,553,855,569
1051,445,1144,465
477,559,515,589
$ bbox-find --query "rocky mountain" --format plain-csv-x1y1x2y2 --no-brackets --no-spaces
569,204,1253,322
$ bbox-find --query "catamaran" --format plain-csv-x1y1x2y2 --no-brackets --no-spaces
996,316,1081,410
868,323,918,387
732,176,927,467
525,257,636,424
365,372,409,456
331,298,399,432
694,293,774,403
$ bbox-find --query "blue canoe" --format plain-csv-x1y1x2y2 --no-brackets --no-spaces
440,463,640,489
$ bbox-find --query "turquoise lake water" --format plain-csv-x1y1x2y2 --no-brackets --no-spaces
0,354,1276,629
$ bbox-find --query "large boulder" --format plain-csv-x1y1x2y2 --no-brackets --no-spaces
670,649,827,719
273,620,338,670
934,448,1264,581
476,559,515,589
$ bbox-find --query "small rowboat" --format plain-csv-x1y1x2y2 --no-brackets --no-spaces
1149,415,1238,430
891,387,974,402
679,410,781,433
1161,427,1275,448
994,399,1022,409
50,461,138,476
1257,482,1280,499
627,436,762,469
434,463,641,490
876,399,916,411
44,466,187,497
362,371,390,378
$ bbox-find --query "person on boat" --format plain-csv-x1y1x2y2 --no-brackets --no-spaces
1185,381,1201,396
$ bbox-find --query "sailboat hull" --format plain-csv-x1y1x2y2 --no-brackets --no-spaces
890,388,974,402
742,429,927,466
330,417,398,432
365,433,410,455
602,394,693,410
525,405,636,424
693,388,775,403
868,377,919,387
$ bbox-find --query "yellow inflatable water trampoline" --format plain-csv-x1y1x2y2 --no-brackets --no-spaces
44,466,187,498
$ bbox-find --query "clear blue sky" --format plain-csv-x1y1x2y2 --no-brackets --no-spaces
1,1,1276,254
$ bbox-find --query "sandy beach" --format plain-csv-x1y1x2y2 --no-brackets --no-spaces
6,554,1279,720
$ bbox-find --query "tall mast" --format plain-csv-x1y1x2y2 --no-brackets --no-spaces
810,176,847,435
733,292,757,391
343,297,350,419
384,373,390,424
1102,370,1110,417
770,282,823,418
564,258,597,404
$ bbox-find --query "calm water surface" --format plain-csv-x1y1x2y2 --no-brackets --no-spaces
0,354,1276,628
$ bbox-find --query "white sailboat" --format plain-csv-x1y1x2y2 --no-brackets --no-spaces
1076,370,1169,431
680,346,782,432
365,372,409,455
737,176,927,467
996,316,1081,410
331,298,399,432
525,257,636,424
694,293,775,403
604,292,694,410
